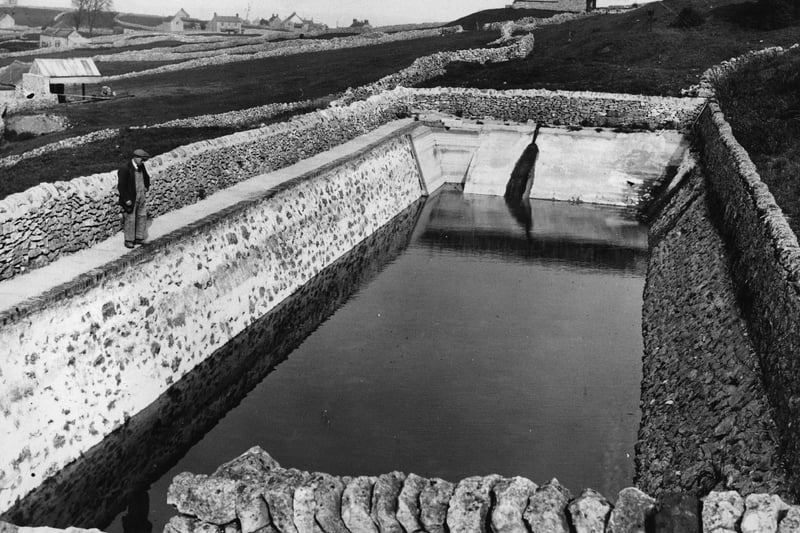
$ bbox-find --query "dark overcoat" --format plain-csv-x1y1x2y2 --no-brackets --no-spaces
117,160,150,212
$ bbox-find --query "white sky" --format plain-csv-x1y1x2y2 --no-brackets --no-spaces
17,0,640,27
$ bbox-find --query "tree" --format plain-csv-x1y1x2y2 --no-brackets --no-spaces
70,0,88,31
70,0,112,34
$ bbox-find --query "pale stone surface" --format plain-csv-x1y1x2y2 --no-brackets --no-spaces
491,476,537,533
702,491,745,533
568,489,612,533
342,476,379,533
741,493,789,533
397,473,427,533
779,505,800,533
524,479,573,533
419,478,454,533
370,471,406,533
263,468,310,533
606,487,656,533
293,479,323,533
446,475,503,533
167,473,240,525
236,486,271,533
314,473,349,533
215,446,281,485
163,515,199,533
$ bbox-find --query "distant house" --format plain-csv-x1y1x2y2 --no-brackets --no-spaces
264,13,283,29
349,18,371,30
22,57,101,103
510,0,595,11
39,27,90,48
209,12,242,34
157,13,184,32
0,13,13,29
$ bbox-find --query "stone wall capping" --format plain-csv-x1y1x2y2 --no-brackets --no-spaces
157,449,800,533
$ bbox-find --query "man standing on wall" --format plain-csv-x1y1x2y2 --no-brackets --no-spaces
118,148,151,249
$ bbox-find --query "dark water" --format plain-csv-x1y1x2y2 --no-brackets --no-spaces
5,190,649,533
109,190,647,533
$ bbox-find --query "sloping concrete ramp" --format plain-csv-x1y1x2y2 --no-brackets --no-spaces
463,128,535,196
531,127,689,206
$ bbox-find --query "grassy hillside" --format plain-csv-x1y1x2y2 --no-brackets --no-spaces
420,0,800,96
446,7,564,29
715,47,800,236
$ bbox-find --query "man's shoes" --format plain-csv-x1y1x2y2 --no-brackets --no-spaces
124,241,135,249
134,239,145,245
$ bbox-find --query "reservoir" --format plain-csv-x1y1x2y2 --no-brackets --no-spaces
103,189,648,533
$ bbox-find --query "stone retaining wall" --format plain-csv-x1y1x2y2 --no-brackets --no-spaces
0,134,424,511
698,99,800,496
638,168,790,499
163,446,800,533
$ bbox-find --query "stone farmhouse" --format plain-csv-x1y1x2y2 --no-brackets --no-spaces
209,12,243,34
260,12,326,33
39,26,90,48
511,0,596,11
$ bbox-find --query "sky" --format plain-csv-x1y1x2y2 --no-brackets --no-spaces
17,0,641,27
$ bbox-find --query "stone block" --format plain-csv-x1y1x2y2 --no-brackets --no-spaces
702,491,744,533
491,476,537,533
314,473,349,533
524,479,572,533
236,486,271,533
167,472,240,525
607,487,656,533
446,475,502,533
370,471,405,533
741,493,789,533
653,493,701,533
342,476,378,533
568,488,612,533
419,478,454,533
396,473,427,533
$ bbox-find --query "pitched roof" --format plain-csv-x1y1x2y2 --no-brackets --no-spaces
30,57,100,77
41,26,77,37
213,14,241,23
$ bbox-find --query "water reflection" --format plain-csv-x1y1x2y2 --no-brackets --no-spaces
423,191,648,274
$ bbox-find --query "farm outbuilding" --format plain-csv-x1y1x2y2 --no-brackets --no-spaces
22,57,101,103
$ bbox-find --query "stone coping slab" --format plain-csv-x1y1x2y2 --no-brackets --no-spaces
0,119,415,323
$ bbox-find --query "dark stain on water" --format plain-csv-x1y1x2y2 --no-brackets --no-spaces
4,191,648,533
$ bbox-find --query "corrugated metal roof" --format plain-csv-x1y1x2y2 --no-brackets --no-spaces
30,57,100,78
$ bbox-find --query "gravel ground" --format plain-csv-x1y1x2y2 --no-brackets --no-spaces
636,169,793,501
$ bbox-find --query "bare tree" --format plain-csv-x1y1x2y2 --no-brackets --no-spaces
70,0,89,31
86,0,113,35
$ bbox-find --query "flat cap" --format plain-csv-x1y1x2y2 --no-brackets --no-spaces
133,148,150,159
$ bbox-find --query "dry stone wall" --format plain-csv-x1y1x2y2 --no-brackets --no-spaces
401,86,705,129
0,134,424,512
163,446,800,533
698,99,800,496
99,27,463,83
